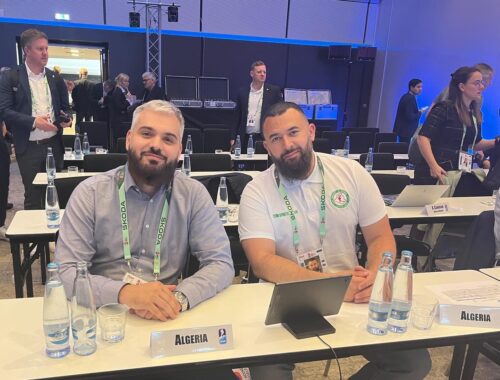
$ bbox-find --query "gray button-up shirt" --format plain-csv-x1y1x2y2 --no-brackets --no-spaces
55,165,234,307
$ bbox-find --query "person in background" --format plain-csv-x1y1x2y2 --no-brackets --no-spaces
140,72,165,103
109,73,134,147
72,67,94,124
239,101,430,380
0,28,72,210
52,65,61,74
92,79,115,122
393,78,426,143
230,60,282,150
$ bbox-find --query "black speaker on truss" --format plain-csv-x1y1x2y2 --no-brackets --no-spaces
129,12,140,28
167,5,179,22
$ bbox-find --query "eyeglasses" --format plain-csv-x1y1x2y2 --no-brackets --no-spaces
470,80,485,87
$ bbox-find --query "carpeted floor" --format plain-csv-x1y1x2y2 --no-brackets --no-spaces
0,157,498,379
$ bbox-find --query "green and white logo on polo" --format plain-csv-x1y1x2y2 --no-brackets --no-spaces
330,189,350,208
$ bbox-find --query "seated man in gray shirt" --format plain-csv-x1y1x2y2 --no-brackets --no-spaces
55,100,234,322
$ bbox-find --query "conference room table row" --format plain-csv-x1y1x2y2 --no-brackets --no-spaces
1,270,498,380
7,196,495,298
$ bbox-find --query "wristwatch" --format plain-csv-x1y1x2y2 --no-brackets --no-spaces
173,291,189,312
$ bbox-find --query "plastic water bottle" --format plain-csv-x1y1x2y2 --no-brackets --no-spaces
365,147,374,172
216,176,229,223
74,134,83,160
82,132,90,155
247,135,254,158
43,262,70,358
388,250,413,333
71,262,97,356
45,183,60,229
186,134,193,154
343,136,350,158
234,135,241,158
46,147,56,183
367,252,394,335
183,149,191,176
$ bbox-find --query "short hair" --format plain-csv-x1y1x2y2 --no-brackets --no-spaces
474,63,494,74
262,101,306,134
79,67,88,76
0,67,11,73
20,29,48,51
115,73,129,86
142,71,156,81
250,60,266,70
131,100,185,139
53,65,61,74
408,78,422,90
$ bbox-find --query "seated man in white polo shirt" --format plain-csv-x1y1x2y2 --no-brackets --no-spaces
238,102,431,380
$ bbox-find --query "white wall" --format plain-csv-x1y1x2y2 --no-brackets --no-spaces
0,0,378,45
369,0,500,137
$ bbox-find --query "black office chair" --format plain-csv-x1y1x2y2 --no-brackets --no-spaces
83,153,128,172
203,128,231,152
78,121,109,150
255,140,267,154
182,128,203,153
360,153,396,170
349,132,373,154
62,134,76,149
114,137,127,153
54,176,92,209
374,132,397,151
395,235,431,272
189,153,232,171
371,173,411,195
313,138,331,153
321,131,346,149
378,142,409,154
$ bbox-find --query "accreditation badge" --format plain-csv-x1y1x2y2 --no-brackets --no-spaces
122,257,148,284
458,151,472,173
247,115,256,127
297,248,328,273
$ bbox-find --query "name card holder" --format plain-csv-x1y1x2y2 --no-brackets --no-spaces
425,202,449,216
150,324,233,358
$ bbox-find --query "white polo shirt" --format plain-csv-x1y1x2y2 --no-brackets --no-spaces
238,152,387,272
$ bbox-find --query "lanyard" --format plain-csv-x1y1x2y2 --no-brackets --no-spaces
460,113,478,153
274,155,326,254
117,168,170,280
248,87,264,120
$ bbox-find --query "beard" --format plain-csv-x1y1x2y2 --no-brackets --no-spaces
127,146,178,186
271,142,314,181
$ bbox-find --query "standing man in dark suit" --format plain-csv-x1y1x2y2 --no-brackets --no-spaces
0,29,72,209
92,79,115,122
72,67,94,125
230,60,282,150
141,72,165,103
393,78,425,143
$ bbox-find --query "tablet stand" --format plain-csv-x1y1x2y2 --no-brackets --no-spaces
283,311,336,339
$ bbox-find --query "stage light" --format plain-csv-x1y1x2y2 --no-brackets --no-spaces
167,4,179,22
129,12,140,27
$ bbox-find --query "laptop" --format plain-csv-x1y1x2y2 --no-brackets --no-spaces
265,276,351,339
385,185,449,207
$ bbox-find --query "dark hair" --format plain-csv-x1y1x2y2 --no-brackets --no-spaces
408,79,422,90
262,102,306,134
20,29,48,50
474,62,493,74
250,60,266,70
448,66,482,125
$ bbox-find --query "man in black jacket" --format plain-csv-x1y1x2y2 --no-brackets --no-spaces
230,60,282,150
72,67,94,125
393,78,424,143
0,29,72,209
141,72,165,103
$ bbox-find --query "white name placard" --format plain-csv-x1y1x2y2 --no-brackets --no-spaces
150,324,234,358
425,202,449,216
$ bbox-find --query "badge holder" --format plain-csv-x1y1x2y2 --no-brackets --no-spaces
282,311,336,339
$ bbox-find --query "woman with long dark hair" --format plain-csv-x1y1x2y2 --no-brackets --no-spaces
416,66,498,191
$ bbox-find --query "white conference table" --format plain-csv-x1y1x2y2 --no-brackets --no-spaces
371,169,414,179
0,270,498,380
348,153,409,161
479,267,500,280
33,171,262,186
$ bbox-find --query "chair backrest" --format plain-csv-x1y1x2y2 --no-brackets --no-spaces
255,140,267,154
321,131,346,149
83,153,128,172
313,137,331,153
194,172,253,203
189,153,232,171
343,127,379,136
115,137,127,153
378,142,409,154
360,152,395,170
349,132,373,154
374,132,397,151
78,121,109,149
62,134,76,149
182,128,203,153
203,128,231,152
370,173,410,194
54,176,92,209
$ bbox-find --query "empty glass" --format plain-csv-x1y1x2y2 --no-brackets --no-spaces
97,303,127,343
411,294,438,330
67,166,79,175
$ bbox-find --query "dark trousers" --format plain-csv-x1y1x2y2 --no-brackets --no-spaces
0,138,10,226
16,137,63,210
